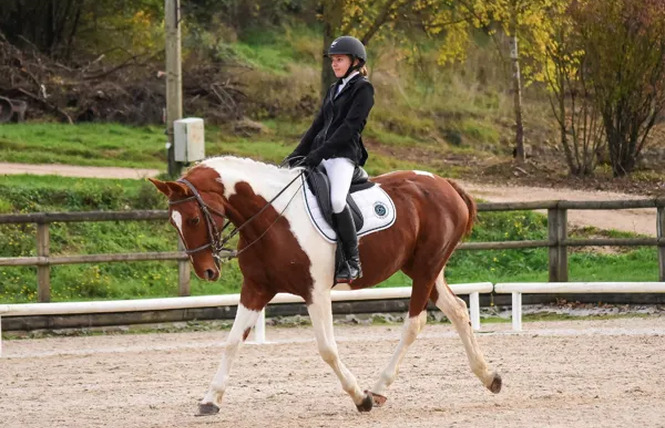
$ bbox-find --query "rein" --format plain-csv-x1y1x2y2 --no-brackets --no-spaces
169,171,305,266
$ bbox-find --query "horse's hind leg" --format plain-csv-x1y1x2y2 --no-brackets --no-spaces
431,270,502,394
369,309,428,406
307,288,374,412
197,285,275,416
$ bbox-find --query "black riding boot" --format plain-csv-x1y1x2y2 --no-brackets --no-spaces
333,206,362,283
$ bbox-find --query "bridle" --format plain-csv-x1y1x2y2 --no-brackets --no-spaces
168,171,304,267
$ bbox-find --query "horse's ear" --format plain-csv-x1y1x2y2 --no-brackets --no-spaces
148,178,189,199
148,178,172,197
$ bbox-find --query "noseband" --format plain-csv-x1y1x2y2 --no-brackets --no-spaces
168,172,304,267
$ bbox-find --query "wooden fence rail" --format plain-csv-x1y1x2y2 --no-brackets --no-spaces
1,199,664,302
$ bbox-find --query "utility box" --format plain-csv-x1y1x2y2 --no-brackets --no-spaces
174,117,205,163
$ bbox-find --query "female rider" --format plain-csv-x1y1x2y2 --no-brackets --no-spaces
286,35,374,284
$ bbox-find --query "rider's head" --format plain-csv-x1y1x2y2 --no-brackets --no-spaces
326,36,367,79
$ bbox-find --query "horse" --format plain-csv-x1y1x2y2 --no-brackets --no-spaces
149,155,501,416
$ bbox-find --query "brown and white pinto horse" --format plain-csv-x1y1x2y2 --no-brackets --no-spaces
150,156,501,415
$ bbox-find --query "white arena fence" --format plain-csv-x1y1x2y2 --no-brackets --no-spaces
494,282,665,331
2,281,665,357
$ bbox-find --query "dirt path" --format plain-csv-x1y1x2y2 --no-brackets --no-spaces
2,317,665,428
457,180,656,237
0,163,656,236
0,162,160,179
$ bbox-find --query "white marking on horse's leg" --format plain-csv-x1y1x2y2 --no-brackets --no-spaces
433,271,497,388
200,304,260,407
332,283,352,291
307,289,366,406
372,310,427,397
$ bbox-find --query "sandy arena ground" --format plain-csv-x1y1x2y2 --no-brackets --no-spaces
2,316,665,428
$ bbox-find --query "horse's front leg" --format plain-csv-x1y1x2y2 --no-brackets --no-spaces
197,287,274,416
369,309,428,406
307,288,374,412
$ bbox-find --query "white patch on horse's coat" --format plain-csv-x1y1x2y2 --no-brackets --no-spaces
413,170,434,178
201,156,335,288
171,210,184,236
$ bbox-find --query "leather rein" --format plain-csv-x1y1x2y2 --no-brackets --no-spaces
168,171,304,267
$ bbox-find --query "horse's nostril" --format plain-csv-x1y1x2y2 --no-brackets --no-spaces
205,269,215,280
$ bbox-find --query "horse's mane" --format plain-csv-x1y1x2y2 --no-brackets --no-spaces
197,155,292,174
193,155,302,188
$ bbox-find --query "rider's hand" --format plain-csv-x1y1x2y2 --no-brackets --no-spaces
281,154,303,168
304,151,323,167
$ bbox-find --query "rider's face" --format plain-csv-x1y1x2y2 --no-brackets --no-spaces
330,54,355,78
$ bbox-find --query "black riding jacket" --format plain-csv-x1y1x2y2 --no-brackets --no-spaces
290,74,374,166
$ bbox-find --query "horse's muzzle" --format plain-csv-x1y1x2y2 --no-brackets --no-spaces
203,268,219,281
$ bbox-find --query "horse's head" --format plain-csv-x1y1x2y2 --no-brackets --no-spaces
149,177,226,281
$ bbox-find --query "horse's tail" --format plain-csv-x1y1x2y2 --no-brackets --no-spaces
447,179,477,237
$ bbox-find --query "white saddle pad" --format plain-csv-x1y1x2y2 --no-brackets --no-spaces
301,175,397,243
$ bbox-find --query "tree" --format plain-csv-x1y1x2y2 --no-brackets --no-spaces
425,0,556,165
572,0,665,176
317,0,418,94
0,0,85,58
537,0,604,176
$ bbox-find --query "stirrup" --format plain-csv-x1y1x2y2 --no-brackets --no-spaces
335,261,361,283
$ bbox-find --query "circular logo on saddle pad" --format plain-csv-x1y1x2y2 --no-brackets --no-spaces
373,202,388,218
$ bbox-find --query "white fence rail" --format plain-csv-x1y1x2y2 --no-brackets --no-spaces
3,281,665,357
0,283,492,357
494,282,665,331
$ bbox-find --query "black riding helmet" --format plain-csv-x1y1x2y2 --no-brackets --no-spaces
326,36,367,78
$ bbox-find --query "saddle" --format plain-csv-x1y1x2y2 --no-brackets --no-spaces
305,165,374,232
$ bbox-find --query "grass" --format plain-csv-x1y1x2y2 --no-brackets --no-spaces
0,123,167,168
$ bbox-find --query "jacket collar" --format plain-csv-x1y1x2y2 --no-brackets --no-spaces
334,73,362,99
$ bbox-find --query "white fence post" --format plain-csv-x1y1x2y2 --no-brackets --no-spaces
469,292,481,330
511,292,522,331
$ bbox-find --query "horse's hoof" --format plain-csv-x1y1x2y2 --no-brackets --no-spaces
355,390,374,412
488,374,502,394
196,402,220,416
370,392,388,407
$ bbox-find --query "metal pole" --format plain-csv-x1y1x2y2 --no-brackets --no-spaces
165,0,183,177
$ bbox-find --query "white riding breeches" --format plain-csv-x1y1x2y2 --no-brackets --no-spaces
320,157,355,214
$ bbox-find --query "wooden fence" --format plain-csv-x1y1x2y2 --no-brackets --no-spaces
1,199,664,302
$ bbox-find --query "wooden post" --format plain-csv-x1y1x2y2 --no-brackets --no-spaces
178,238,190,296
509,8,525,164
658,206,665,281
36,222,50,302
548,207,568,282
165,0,183,177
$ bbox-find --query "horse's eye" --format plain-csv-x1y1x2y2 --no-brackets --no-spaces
190,217,200,225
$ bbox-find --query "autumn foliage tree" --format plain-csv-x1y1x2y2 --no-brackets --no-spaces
572,0,665,176
536,0,605,176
